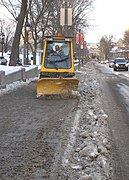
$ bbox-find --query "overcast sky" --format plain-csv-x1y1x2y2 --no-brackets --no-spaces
85,0,129,43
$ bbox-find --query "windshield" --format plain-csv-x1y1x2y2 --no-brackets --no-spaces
44,40,71,69
115,59,126,63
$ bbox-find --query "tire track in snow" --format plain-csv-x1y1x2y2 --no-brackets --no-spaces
62,109,82,167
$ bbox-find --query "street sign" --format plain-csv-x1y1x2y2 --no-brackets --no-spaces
60,7,72,26
67,8,72,26
60,8,65,26
80,32,84,42
76,32,79,44
83,41,86,47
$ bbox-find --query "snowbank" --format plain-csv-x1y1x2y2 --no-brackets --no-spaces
0,65,39,88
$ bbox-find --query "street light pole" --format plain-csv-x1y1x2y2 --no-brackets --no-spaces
0,32,5,57
25,19,30,65
65,1,68,36
78,29,81,70
2,35,4,57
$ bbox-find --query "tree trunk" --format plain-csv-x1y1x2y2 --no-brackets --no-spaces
33,41,37,65
9,0,27,66
33,51,37,65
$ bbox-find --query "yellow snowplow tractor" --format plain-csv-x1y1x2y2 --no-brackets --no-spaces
37,36,79,97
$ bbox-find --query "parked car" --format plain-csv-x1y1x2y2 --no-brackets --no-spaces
113,58,128,71
100,59,108,64
109,59,114,68
100,60,106,64
0,56,8,65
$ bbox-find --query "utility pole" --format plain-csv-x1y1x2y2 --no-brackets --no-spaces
78,29,81,70
0,26,5,57
65,1,68,36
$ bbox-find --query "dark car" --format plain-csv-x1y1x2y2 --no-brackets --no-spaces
0,56,8,65
113,58,128,71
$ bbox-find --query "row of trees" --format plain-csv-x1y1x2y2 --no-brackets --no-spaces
0,0,94,66
99,28,129,60
0,20,14,53
99,35,114,60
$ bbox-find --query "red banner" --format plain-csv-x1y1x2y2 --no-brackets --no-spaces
83,41,86,47
80,32,84,42
76,32,79,44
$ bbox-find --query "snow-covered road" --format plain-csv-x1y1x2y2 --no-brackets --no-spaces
96,62,129,77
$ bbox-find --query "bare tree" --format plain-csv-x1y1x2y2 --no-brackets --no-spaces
0,19,14,53
2,21,15,52
45,0,93,36
123,29,129,48
28,0,93,64
117,38,124,48
0,0,27,65
99,35,114,60
72,0,93,31
9,0,27,65
26,0,55,64
0,0,21,21
0,0,94,65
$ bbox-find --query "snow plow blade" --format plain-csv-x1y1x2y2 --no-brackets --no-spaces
37,78,79,97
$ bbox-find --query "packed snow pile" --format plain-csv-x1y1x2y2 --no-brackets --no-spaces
60,62,113,180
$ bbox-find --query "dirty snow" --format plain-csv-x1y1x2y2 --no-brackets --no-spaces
0,62,113,179
0,77,38,96
60,62,113,179
117,83,129,99
62,109,82,167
